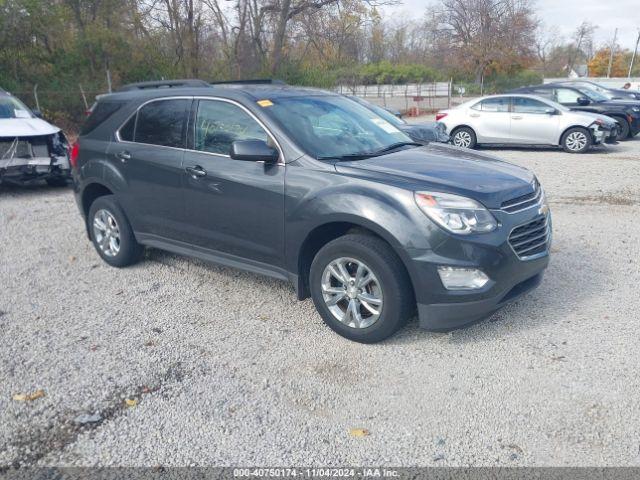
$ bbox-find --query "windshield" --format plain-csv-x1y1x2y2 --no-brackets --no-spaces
577,87,609,102
264,95,412,159
0,95,33,119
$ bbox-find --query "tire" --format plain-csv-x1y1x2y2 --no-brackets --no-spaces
309,233,414,343
561,127,592,153
451,127,477,149
45,176,68,187
614,117,630,140
88,195,143,267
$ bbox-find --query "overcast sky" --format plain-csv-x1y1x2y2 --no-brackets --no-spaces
383,0,640,50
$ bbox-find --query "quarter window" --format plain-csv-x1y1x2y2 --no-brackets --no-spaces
119,114,135,142
512,98,550,114
194,100,268,155
134,99,189,148
473,98,510,112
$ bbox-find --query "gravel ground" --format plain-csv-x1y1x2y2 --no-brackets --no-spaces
1,137,639,468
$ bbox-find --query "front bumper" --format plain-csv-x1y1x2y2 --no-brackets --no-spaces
409,207,551,331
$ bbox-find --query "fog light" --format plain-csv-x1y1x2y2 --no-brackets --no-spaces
437,266,489,290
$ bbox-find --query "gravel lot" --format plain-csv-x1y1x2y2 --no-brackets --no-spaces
1,136,639,467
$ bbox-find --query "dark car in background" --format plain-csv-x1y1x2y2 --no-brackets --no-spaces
0,88,70,186
509,84,640,140
553,80,640,101
71,80,550,343
348,95,450,144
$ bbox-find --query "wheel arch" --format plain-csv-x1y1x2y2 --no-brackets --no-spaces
558,124,590,146
294,217,417,301
80,182,114,237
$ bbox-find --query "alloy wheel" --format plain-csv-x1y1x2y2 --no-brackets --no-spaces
93,209,121,257
565,131,588,151
321,257,383,329
453,131,472,148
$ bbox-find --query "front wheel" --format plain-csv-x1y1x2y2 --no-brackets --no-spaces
615,118,630,140
309,233,414,343
561,127,592,153
451,127,477,149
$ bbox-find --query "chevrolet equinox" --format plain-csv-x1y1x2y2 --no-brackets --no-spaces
72,79,551,343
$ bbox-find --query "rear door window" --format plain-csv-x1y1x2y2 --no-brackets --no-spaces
134,99,189,148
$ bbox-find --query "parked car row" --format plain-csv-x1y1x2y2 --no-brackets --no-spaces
437,80,640,153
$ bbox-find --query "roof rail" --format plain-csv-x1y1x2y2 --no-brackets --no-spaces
117,79,211,92
210,79,286,85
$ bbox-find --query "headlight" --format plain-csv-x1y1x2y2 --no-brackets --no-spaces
414,191,497,235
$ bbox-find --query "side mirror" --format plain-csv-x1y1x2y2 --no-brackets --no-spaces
577,97,590,106
230,139,279,163
544,107,558,115
32,109,43,118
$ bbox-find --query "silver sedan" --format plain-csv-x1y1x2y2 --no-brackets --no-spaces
436,94,619,153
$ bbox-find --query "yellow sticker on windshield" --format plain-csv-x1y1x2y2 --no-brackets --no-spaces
257,99,273,107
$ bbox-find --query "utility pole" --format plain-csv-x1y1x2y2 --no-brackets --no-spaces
629,29,640,78
607,28,618,78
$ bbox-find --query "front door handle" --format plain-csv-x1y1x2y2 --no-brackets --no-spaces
185,165,207,179
116,151,131,162
511,115,523,120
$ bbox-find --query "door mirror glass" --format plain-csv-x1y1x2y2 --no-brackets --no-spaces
577,96,591,106
230,139,279,163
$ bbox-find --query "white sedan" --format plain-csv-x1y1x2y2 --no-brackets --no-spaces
436,94,619,153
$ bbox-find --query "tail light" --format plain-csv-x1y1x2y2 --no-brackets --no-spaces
69,142,80,168
435,112,448,121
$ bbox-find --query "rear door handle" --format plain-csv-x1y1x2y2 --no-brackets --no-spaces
185,165,207,179
511,116,523,120
470,113,480,118
116,151,131,162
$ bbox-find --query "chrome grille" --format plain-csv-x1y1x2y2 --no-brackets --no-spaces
509,215,550,259
501,185,541,213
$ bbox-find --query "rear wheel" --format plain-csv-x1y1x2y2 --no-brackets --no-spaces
309,233,414,343
88,195,143,267
451,127,477,149
561,127,592,153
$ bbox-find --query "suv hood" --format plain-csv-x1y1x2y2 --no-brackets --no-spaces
0,118,60,138
335,145,535,209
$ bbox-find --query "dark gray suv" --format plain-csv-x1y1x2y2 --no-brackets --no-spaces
72,80,551,343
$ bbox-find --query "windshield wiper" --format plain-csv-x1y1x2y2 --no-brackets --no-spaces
370,141,422,155
317,142,422,162
317,152,379,161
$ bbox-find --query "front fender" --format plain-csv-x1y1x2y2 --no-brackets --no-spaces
284,171,437,288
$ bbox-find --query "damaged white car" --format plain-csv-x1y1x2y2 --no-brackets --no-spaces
0,88,71,186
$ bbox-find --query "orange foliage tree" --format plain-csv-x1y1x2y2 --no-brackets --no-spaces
588,48,629,77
